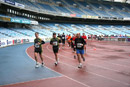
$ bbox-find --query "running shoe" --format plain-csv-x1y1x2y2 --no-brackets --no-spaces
55,62,58,66
41,62,45,67
35,64,39,68
78,64,82,68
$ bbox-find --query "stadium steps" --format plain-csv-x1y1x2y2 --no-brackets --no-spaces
112,7,125,17
35,2,46,10
74,0,85,8
0,32,11,37
30,29,46,36
50,5,61,12
114,28,130,34
82,30,91,35
64,6,74,14
94,29,106,35
78,8,88,15
9,28,30,37
107,29,119,35
61,0,72,7
77,25,91,35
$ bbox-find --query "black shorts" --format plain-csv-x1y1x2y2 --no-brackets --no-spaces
35,49,42,54
59,40,61,43
62,40,65,44
53,46,59,53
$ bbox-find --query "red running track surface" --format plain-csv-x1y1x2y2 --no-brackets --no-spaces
2,40,130,87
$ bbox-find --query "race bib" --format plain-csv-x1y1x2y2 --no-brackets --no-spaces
77,43,82,48
35,43,40,48
62,37,65,39
53,41,58,46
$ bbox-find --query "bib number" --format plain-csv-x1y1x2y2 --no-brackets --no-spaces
35,43,40,48
53,41,58,46
77,43,82,48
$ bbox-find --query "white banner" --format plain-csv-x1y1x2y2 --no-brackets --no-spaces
7,39,13,46
30,21,38,25
0,39,7,48
123,17,130,21
15,2,25,8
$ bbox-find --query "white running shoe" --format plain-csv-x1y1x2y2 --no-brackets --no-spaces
41,62,45,67
55,62,58,66
35,64,39,68
78,64,82,68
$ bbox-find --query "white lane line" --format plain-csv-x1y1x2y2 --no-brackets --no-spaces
58,45,130,68
26,46,91,87
46,45,130,86
47,45,121,72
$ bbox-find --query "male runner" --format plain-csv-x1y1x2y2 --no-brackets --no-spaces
75,33,86,68
67,34,71,47
50,33,60,66
61,33,65,49
57,33,62,50
71,34,77,59
82,33,87,53
34,32,45,68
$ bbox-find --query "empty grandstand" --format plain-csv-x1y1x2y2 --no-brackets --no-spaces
0,0,130,47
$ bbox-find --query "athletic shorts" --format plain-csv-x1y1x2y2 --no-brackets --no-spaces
76,49,84,54
35,49,42,54
53,46,59,53
62,40,65,44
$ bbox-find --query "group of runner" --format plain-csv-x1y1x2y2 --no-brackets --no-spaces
34,32,87,68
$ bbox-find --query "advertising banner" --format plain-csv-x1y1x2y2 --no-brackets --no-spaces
76,14,81,18
15,2,25,8
0,16,11,22
11,18,21,23
0,40,7,48
30,21,38,25
81,15,87,18
22,20,30,24
70,14,76,17
11,18,31,24
5,0,15,5
7,39,13,46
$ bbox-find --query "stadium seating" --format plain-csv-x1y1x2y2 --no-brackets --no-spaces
0,23,130,39
1,0,130,39
6,0,130,18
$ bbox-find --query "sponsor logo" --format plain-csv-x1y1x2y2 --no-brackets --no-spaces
0,41,6,46
5,0,15,5
7,40,12,45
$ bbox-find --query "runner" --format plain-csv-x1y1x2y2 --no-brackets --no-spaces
57,33,62,50
75,33,86,68
34,32,45,68
82,33,87,53
71,34,77,59
50,33,60,66
67,34,71,47
61,33,65,49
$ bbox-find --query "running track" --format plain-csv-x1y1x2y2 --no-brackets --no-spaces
1,40,130,87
